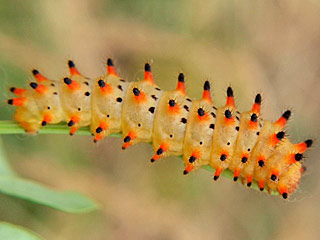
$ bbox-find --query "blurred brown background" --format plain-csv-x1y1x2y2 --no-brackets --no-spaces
0,0,320,239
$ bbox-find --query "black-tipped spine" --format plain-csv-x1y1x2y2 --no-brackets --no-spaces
145,63,151,72
227,87,233,97
204,81,210,91
178,73,184,82
107,58,114,66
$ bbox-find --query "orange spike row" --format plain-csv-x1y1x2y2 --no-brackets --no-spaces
233,168,241,181
202,81,212,103
168,99,181,114
278,186,288,199
68,60,81,76
258,180,266,191
30,82,48,94
224,109,235,124
150,143,169,162
246,175,253,187
275,110,291,127
122,131,137,150
10,87,26,96
32,69,48,82
213,168,223,181
132,87,147,103
7,97,26,106
252,94,262,113
248,113,259,129
226,87,235,107
176,73,186,95
144,63,154,84
183,164,194,175
98,79,113,94
41,113,52,126
64,77,81,90
67,115,80,135
106,58,118,76
197,108,210,121
270,131,285,146
296,139,313,153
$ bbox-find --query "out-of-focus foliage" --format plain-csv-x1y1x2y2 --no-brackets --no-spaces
0,0,319,239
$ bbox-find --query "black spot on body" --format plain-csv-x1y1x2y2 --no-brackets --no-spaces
116,97,122,102
198,108,205,117
220,154,227,161
84,81,89,86
181,118,187,124
118,85,123,91
149,107,155,114
189,156,196,163
84,92,90,96
210,124,215,129
276,131,285,140
186,98,192,102
133,88,140,96
184,105,189,111
241,157,248,163
98,80,105,88
225,110,232,119
257,132,260,136
53,92,58,95
152,95,158,101
169,99,176,107
251,113,258,122
295,153,303,161
51,83,55,87
155,87,161,91
235,126,240,131
211,112,216,118
120,79,126,82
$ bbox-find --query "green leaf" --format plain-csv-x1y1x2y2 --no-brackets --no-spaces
0,222,43,240
0,176,99,213
0,137,17,176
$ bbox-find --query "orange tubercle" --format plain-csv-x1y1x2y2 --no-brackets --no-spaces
11,88,26,96
184,164,194,174
107,66,118,76
134,91,147,103
70,126,78,135
8,97,26,106
32,69,47,82
202,90,212,103
258,180,265,190
144,63,154,84
169,104,181,114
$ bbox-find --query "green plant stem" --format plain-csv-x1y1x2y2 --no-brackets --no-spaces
0,120,279,196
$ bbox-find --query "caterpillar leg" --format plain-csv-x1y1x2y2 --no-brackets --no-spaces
150,143,169,162
7,97,26,106
122,131,137,150
213,168,223,181
93,121,108,143
183,163,194,175
10,87,26,96
258,180,265,191
246,175,253,187
67,115,80,136
233,168,240,182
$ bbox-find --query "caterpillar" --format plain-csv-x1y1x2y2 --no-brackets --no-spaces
7,59,313,199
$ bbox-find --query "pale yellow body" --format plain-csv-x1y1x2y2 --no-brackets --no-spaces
152,90,191,158
60,75,92,129
91,75,129,137
121,80,163,145
229,111,261,178
182,99,216,169
209,106,240,175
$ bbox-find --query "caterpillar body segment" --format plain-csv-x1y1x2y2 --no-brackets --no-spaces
151,73,191,162
210,87,240,180
182,81,216,174
91,60,130,143
8,71,63,132
8,59,313,199
61,62,92,135
229,94,262,182
121,64,163,150
244,111,290,191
